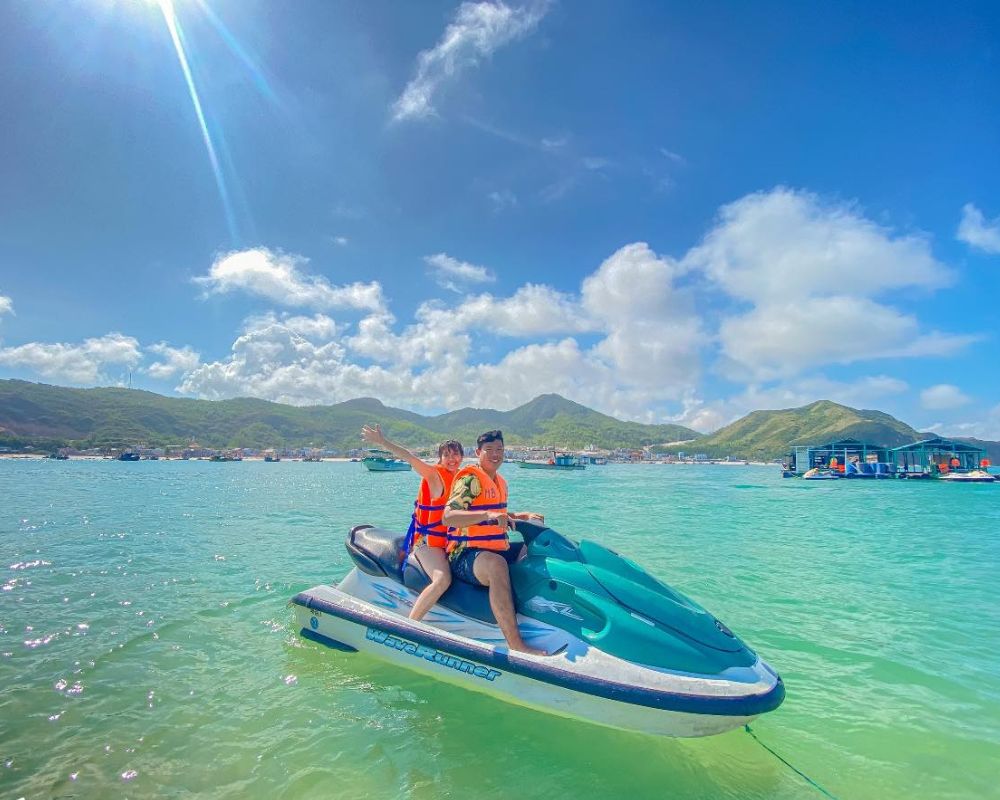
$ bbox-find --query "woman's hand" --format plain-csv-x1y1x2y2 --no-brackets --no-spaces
361,424,386,447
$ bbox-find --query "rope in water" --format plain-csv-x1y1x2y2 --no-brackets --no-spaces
744,724,842,799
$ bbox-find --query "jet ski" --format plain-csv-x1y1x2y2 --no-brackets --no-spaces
291,521,784,738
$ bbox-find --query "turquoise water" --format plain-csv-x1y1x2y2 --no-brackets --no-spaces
2,459,998,800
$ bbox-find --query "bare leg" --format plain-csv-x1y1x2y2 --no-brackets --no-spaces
472,552,546,656
409,546,452,621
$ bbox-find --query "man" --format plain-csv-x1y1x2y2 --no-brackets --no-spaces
442,430,547,656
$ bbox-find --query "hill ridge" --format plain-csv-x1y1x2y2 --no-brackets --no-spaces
0,379,700,452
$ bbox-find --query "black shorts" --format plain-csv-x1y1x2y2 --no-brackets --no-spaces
450,543,523,586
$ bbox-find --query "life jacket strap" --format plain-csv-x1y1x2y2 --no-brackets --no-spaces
445,532,508,542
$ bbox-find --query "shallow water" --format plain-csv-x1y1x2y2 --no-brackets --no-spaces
1,459,998,799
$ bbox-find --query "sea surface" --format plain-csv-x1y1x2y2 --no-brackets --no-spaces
1,459,998,800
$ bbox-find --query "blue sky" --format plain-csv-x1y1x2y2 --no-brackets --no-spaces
1,0,999,436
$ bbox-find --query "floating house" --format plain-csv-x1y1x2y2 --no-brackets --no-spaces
784,438,893,477
890,438,988,477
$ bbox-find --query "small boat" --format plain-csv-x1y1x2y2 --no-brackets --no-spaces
264,452,281,462
802,468,839,480
47,451,69,460
292,521,784,738
938,470,996,484
117,450,141,462
362,450,411,472
519,453,586,470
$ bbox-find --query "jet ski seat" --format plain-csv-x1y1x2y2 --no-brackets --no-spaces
346,524,406,580
345,524,498,624
402,555,497,624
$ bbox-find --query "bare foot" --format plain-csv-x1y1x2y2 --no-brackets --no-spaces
511,643,549,656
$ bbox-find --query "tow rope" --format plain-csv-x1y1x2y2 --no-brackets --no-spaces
744,724,841,799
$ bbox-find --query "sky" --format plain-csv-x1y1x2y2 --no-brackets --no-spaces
1,0,999,437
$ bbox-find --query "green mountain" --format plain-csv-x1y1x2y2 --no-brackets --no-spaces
424,394,698,449
0,380,700,452
954,437,1000,464
661,400,925,460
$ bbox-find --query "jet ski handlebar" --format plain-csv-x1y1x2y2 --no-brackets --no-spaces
511,519,550,544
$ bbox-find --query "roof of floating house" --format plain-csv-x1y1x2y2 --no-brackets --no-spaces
794,438,893,451
891,437,984,454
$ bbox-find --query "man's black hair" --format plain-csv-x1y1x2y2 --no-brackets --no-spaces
476,429,504,449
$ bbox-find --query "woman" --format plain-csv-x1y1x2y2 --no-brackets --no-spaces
361,423,463,621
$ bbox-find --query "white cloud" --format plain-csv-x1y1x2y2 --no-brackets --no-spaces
682,187,968,380
146,343,201,380
931,403,1000,441
0,294,12,319
392,0,549,121
582,243,684,322
451,284,592,336
957,203,1000,254
178,241,702,418
716,296,974,381
920,383,971,411
0,333,141,384
659,147,686,165
194,248,385,312
424,252,496,292
332,236,349,247
488,189,517,211
687,187,951,304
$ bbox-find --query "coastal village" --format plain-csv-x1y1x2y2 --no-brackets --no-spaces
4,436,995,482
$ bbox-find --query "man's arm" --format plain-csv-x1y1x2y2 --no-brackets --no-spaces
441,475,507,528
361,424,442,494
509,512,545,523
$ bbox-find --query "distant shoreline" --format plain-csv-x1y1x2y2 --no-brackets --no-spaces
0,453,774,466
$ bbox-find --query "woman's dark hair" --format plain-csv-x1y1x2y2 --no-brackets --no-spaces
476,430,504,448
437,440,463,459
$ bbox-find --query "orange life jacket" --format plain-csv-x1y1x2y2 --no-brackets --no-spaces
949,457,960,468
405,464,455,551
445,465,509,553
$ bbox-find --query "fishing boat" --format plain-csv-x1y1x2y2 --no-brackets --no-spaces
117,450,141,462
292,521,784,738
362,450,411,472
938,469,996,483
519,453,586,470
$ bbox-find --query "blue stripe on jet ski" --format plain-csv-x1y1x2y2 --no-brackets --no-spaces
300,627,359,652
292,592,785,717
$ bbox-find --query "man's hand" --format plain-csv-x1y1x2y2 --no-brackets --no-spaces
361,424,386,447
487,511,510,530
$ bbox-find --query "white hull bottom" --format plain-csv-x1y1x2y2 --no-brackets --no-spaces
292,572,783,738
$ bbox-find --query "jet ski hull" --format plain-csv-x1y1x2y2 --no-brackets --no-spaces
293,573,784,738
